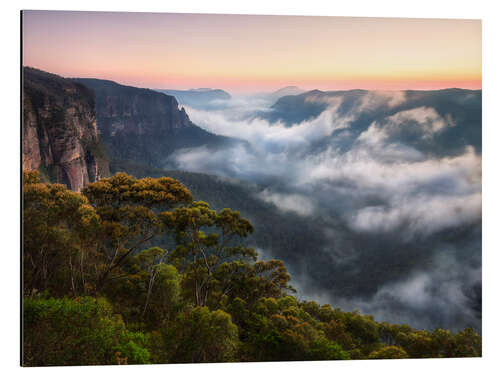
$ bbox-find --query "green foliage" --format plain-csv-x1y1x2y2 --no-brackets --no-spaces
23,169,41,184
163,201,262,307
103,248,181,328
240,296,349,362
22,171,482,365
453,327,482,357
81,172,193,293
23,170,100,296
23,296,151,366
368,346,409,359
160,306,239,363
211,259,295,310
377,323,482,358
344,312,381,355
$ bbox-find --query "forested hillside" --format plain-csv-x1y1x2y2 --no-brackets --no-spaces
22,170,481,366
72,78,240,168
109,160,331,274
21,67,482,351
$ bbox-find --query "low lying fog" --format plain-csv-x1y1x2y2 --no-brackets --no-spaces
168,91,481,332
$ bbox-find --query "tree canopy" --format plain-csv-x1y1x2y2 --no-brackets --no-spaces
22,171,482,366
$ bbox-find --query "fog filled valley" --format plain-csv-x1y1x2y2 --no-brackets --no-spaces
22,67,482,365
163,87,482,333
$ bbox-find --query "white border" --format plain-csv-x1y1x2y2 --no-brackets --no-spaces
2,1,499,374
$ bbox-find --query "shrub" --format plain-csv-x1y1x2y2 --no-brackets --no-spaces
23,296,151,366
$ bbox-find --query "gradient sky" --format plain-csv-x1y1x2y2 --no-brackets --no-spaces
22,11,481,93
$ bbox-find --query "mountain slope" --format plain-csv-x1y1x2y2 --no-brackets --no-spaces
74,79,236,168
109,160,329,271
269,86,305,99
260,88,482,157
22,67,109,191
155,88,231,108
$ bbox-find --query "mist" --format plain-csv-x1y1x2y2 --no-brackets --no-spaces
167,90,481,332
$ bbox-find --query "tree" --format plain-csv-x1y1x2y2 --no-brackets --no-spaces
23,170,99,296
430,328,455,357
22,171,483,364
322,319,356,353
242,296,349,361
344,312,381,355
210,258,295,310
395,330,434,358
82,172,192,294
453,327,482,357
162,201,258,306
368,345,409,359
100,252,182,329
23,296,150,366
133,247,169,318
161,306,239,363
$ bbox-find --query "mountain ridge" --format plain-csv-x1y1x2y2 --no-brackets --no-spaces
155,88,231,108
73,78,238,169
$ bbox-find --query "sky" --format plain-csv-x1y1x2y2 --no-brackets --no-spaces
22,11,482,93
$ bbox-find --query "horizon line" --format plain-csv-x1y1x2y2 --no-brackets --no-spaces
23,66,482,95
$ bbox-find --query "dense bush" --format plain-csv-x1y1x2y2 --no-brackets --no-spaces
23,296,150,366
161,306,239,363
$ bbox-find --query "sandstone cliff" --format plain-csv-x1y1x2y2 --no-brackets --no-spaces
23,67,109,191
73,78,236,169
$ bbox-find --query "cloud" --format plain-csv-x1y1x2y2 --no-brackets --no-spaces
183,99,349,153
293,248,481,332
176,90,481,237
170,143,288,182
302,145,481,236
349,191,481,237
172,90,481,332
358,90,407,111
384,106,454,138
258,189,316,216
341,251,480,331
177,91,481,237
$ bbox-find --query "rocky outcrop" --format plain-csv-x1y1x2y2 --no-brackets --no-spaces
73,78,236,169
23,67,109,191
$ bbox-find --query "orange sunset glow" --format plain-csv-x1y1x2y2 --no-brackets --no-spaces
22,11,481,93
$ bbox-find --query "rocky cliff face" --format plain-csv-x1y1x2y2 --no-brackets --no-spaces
23,67,109,191
73,78,236,169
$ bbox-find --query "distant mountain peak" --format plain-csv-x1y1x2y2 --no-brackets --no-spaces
270,86,305,99
279,85,301,90
155,88,231,108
